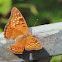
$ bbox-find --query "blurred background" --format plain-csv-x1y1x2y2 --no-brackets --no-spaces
0,0,62,62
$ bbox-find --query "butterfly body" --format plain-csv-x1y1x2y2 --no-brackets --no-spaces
4,7,42,54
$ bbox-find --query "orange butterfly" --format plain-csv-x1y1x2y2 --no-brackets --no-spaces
4,7,42,54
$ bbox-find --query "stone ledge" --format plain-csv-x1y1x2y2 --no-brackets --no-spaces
0,22,62,62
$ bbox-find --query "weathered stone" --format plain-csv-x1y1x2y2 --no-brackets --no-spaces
0,22,62,62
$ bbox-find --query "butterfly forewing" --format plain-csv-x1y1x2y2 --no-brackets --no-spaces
9,7,28,33
4,7,28,39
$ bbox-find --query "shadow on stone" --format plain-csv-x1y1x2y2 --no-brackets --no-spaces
15,50,30,60
31,48,50,60
14,48,50,60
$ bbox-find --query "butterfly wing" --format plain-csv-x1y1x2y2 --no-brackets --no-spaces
4,7,28,39
10,39,26,54
9,7,28,33
25,36,42,51
4,24,24,39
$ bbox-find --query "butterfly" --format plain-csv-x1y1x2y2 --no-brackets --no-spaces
4,7,42,54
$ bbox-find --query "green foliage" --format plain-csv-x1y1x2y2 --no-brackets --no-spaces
0,18,8,24
0,0,12,15
0,28,3,32
50,10,62,23
13,0,62,26
50,55,62,62
14,3,38,16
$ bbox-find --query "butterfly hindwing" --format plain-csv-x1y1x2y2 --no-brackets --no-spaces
25,36,42,51
10,39,26,54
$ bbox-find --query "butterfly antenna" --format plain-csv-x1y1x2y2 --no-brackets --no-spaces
34,19,38,26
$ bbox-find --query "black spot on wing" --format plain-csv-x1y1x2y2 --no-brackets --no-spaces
32,38,35,41
35,40,38,43
23,26,26,27
22,23,25,24
19,18,24,21
19,13,22,17
31,38,38,43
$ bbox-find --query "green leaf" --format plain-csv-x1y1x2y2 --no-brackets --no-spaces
13,3,38,15
30,5,38,16
50,10,62,23
0,18,8,24
13,3,32,8
0,28,3,32
0,0,12,15
50,55,62,62
50,17,62,23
